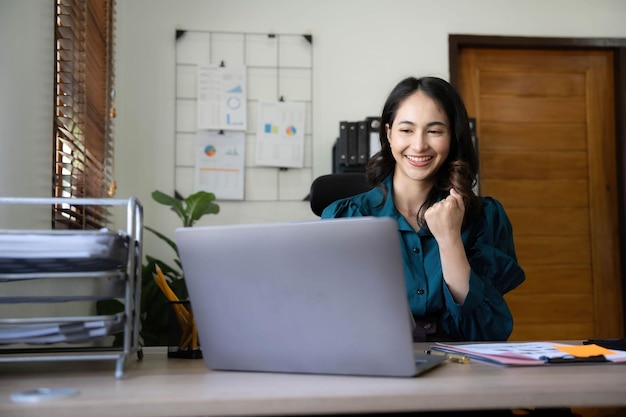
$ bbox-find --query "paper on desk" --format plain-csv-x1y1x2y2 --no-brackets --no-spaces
434,342,626,365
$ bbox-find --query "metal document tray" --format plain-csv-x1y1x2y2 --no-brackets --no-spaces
0,197,143,378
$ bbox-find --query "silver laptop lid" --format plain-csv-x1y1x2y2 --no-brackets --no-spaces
176,217,426,377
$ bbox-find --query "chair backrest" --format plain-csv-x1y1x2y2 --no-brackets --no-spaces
309,173,373,216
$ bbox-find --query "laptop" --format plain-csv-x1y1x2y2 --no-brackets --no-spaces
175,216,445,377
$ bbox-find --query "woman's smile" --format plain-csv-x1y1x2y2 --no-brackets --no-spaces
405,154,434,167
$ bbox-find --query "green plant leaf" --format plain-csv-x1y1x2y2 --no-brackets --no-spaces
152,190,185,220
185,191,220,227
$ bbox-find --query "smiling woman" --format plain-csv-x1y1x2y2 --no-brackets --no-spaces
322,76,525,343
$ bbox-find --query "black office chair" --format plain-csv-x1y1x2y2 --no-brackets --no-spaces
308,173,373,216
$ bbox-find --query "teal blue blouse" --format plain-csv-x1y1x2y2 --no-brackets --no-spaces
321,175,525,341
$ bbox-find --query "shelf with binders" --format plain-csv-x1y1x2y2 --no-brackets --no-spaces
333,117,381,174
0,197,143,379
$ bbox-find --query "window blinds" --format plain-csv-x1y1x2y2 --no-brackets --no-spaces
53,0,116,229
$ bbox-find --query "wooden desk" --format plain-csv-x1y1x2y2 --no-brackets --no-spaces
2,344,626,417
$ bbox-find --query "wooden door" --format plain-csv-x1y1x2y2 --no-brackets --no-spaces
458,48,623,340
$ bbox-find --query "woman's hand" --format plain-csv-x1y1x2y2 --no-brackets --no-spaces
424,188,470,304
424,188,465,244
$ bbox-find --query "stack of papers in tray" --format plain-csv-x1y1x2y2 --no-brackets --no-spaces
433,341,626,365
0,229,128,274
0,314,124,345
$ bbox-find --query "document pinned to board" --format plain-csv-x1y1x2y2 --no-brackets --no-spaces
197,65,247,131
255,100,306,168
432,341,626,366
194,130,245,200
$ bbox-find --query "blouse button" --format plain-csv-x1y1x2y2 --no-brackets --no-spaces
417,288,425,295
412,247,420,254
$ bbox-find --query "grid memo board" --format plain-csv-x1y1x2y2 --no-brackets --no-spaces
174,30,313,201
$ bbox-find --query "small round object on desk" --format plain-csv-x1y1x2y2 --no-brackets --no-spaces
11,388,79,403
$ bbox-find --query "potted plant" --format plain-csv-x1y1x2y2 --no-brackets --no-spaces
97,190,219,347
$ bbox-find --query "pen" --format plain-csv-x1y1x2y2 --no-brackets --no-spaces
424,349,470,364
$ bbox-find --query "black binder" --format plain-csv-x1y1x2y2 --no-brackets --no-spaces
357,121,369,165
347,122,358,166
338,121,349,166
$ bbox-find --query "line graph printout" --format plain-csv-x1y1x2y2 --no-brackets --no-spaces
197,65,246,131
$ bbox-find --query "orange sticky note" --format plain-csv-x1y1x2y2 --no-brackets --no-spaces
553,344,615,358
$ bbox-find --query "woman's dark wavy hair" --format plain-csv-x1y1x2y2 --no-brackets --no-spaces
365,76,481,229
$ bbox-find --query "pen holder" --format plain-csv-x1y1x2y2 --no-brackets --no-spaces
167,300,202,359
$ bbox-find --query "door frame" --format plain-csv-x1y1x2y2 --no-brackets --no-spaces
449,35,626,334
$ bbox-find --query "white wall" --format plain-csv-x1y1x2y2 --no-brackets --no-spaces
0,0,54,228
2,0,626,264
113,0,626,262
